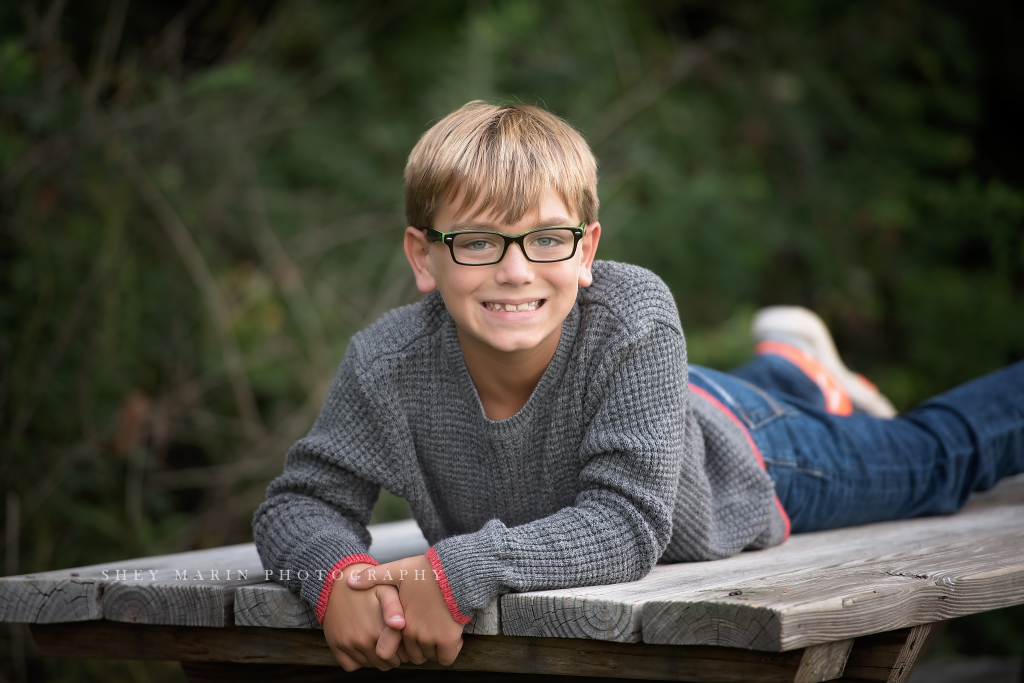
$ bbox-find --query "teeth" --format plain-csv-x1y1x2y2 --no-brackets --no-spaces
484,301,540,312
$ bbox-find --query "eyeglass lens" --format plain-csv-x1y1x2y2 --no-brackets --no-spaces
451,228,577,264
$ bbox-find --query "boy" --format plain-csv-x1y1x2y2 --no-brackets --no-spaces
253,101,1024,672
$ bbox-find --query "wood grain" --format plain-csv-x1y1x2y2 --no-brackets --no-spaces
0,577,101,624
100,546,265,628
0,544,259,625
501,475,1024,646
462,598,500,635
233,583,319,629
8,475,1024,659
31,620,838,682
641,527,1024,650
1,521,428,627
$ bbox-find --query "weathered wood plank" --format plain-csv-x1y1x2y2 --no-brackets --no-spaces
9,475,1024,651
500,474,1024,645
0,544,260,624
98,545,265,627
641,528,1024,650
233,583,319,629
31,620,837,682
1,520,429,627
0,578,102,624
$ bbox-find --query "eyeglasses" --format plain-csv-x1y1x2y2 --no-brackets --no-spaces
424,223,585,266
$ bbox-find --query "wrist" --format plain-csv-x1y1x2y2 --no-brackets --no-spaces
426,548,473,625
317,554,378,624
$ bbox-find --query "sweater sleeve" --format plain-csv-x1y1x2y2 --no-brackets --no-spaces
429,322,688,619
252,343,389,623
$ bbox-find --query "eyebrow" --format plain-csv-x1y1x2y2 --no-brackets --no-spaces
446,216,578,232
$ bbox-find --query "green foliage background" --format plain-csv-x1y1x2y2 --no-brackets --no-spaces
1,1,1022,680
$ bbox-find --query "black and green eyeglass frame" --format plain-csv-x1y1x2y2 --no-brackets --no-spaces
423,223,586,266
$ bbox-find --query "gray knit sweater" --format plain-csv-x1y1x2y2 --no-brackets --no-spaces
252,261,786,623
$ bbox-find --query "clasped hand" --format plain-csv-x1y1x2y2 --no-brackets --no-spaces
321,554,465,671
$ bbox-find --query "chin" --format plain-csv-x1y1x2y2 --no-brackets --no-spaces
481,333,548,353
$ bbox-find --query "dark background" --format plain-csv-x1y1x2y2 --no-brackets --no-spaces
1,1,1022,680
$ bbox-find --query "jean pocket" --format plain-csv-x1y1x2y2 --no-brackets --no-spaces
691,367,795,430
762,456,831,480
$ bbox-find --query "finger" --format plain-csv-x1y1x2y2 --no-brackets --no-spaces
356,643,395,672
367,653,397,672
347,648,373,670
402,634,428,666
397,642,410,664
419,641,438,664
348,565,398,589
375,585,406,630
437,638,464,667
330,647,363,673
376,626,403,663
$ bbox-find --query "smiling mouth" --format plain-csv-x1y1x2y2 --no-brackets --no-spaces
482,300,544,312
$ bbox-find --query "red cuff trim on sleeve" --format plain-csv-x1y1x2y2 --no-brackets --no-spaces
425,547,473,625
690,385,792,541
314,553,378,625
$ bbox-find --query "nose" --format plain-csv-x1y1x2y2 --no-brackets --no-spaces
493,241,534,286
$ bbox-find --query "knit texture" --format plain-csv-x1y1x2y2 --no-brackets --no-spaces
252,261,786,620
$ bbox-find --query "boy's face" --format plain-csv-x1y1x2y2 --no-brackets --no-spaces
404,186,601,354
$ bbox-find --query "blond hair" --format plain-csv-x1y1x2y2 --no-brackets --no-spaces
405,101,598,229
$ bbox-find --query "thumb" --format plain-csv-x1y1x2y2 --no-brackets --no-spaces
347,565,398,589
375,585,406,631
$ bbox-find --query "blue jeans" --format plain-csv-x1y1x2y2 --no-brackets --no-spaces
689,358,1024,532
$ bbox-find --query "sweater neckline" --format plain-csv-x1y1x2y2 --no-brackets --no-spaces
442,299,581,430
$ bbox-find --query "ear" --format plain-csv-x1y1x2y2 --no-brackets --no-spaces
404,227,438,293
576,221,602,288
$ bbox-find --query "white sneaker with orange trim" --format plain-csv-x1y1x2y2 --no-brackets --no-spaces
752,306,897,418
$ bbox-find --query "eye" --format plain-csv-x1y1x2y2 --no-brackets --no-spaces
465,240,493,251
527,232,567,248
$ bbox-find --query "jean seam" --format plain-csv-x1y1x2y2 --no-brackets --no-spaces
732,377,793,429
763,457,831,481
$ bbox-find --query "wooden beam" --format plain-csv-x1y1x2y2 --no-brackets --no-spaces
178,661,719,682
30,620,849,682
795,639,853,683
838,624,931,683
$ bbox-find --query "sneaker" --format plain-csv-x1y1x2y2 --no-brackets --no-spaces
752,306,897,418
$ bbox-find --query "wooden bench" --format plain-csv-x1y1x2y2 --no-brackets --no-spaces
4,474,1023,682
